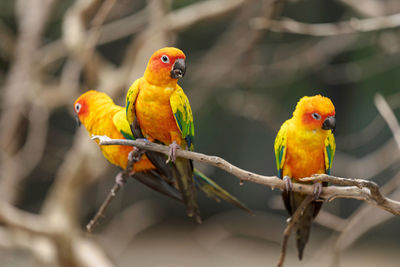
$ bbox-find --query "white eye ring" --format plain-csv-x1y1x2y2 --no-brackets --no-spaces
75,103,81,113
161,55,169,63
311,113,321,120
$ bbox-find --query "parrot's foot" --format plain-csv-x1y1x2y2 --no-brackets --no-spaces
312,182,322,200
166,141,180,163
129,146,145,163
283,176,293,193
115,173,127,186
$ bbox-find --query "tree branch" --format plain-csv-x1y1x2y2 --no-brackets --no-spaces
92,135,400,216
86,149,139,233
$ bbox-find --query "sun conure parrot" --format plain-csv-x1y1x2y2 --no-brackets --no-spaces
125,47,203,222
274,95,336,260
74,90,250,214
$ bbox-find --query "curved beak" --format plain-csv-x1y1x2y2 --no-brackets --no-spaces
170,58,186,79
322,116,336,132
74,113,81,127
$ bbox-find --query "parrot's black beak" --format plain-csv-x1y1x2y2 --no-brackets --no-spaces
170,58,186,79
74,113,81,127
322,116,336,132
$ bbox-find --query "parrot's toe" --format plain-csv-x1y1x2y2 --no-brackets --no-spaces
312,182,322,200
129,146,145,163
283,176,293,192
167,141,180,163
115,173,127,186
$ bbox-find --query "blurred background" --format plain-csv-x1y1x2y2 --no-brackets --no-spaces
1,0,400,266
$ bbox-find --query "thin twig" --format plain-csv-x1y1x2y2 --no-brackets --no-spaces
92,135,400,216
277,195,313,267
86,149,138,233
86,182,122,233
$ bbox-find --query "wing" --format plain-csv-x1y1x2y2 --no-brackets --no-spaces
170,86,195,151
113,109,134,140
125,79,140,129
324,130,336,174
274,120,289,178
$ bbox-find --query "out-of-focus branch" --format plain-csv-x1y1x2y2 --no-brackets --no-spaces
0,0,57,204
337,91,400,150
0,21,15,60
251,13,400,36
374,93,400,150
189,0,281,112
218,90,288,130
332,171,400,263
92,135,400,216
338,0,386,17
39,0,249,72
0,200,115,267
0,202,52,236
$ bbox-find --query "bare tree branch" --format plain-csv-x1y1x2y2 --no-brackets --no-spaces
86,149,138,233
92,135,400,216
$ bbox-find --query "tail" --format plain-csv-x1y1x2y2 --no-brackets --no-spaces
132,170,181,201
284,192,321,260
174,158,202,223
193,169,253,215
295,200,317,260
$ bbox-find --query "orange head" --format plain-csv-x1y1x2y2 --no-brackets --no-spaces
73,90,114,128
144,47,186,86
292,95,336,132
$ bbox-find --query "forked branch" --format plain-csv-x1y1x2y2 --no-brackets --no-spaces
92,135,400,216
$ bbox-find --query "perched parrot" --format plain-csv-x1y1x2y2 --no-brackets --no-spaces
125,47,202,222
74,90,250,214
274,95,336,260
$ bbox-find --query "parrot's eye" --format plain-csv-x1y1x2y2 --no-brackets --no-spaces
311,113,321,120
75,103,81,113
161,55,170,63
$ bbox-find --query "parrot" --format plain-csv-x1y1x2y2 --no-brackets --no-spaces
274,95,336,260
125,47,203,222
74,90,250,214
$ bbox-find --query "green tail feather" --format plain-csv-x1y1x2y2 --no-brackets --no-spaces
193,169,253,215
175,159,202,223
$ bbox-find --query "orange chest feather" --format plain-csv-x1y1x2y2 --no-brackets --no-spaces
283,128,327,180
135,81,180,145
86,110,154,172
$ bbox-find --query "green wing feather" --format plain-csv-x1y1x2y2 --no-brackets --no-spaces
170,86,195,151
274,120,289,178
125,79,140,128
324,130,336,174
113,109,134,140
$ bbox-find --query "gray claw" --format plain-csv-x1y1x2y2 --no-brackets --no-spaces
283,176,293,192
115,173,127,186
129,147,144,162
167,141,180,163
313,182,322,200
